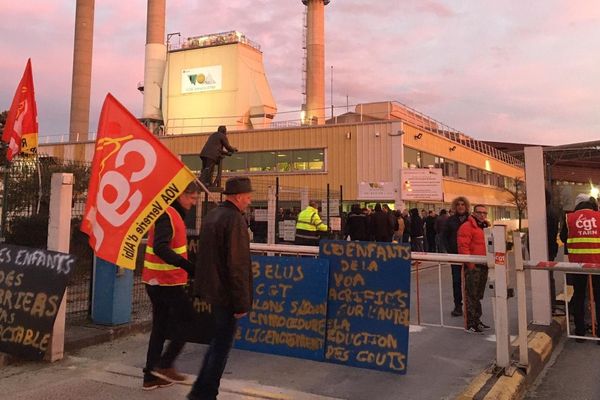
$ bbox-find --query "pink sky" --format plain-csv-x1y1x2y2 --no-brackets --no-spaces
1,1,599,145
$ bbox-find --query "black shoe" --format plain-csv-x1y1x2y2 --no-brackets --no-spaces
465,325,484,334
451,307,463,317
477,322,491,331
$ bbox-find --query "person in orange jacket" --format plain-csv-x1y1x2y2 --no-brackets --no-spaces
457,204,490,334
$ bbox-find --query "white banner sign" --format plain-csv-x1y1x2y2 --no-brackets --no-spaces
358,182,395,200
401,168,443,201
321,199,340,217
254,209,268,222
282,220,296,241
181,65,222,93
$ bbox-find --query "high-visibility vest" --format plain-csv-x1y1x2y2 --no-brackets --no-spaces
566,209,600,263
142,207,189,286
295,206,327,237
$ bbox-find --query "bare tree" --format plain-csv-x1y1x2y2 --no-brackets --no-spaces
504,176,527,231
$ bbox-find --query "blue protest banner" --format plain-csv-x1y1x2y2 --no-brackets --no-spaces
320,240,411,374
235,256,329,361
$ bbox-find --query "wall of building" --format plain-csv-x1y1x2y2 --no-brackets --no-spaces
39,117,523,216
164,42,276,134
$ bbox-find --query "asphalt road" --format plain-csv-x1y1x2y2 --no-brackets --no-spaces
525,336,600,400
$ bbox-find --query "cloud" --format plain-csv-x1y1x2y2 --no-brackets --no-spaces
1,0,600,146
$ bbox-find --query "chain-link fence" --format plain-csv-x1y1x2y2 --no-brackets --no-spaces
241,176,344,244
0,156,95,323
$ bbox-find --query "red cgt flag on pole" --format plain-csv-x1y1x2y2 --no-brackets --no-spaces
2,58,38,161
81,94,196,269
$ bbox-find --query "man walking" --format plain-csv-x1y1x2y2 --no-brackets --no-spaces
199,125,237,187
141,182,200,390
458,204,490,334
188,176,254,400
295,200,328,246
443,197,471,317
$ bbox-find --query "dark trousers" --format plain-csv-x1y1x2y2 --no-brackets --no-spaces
426,233,437,252
570,274,600,336
465,264,488,327
144,285,189,381
200,157,217,186
451,264,463,308
189,307,237,400
411,236,424,252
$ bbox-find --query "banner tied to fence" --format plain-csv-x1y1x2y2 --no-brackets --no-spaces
81,94,195,269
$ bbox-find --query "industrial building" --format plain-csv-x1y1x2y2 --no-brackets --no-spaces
49,0,524,224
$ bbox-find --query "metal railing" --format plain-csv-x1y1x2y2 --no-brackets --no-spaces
513,233,600,369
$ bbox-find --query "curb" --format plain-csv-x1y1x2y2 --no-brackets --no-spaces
456,316,565,400
65,319,152,353
0,319,152,368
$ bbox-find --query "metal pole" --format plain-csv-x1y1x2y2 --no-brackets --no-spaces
513,231,529,367
330,65,334,120
438,262,444,326
276,177,280,242
0,163,9,242
326,183,330,231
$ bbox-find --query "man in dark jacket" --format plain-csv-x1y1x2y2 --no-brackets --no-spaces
372,203,395,242
345,203,369,241
199,125,237,187
409,208,424,251
443,196,471,317
189,176,253,400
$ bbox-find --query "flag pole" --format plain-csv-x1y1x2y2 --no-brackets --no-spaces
0,148,9,242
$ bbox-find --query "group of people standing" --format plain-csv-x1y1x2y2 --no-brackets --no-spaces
344,204,453,253
344,197,492,334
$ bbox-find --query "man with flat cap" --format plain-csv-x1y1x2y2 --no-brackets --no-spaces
199,125,238,187
188,176,253,400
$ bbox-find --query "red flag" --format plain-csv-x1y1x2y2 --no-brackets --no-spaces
81,94,196,269
2,59,38,161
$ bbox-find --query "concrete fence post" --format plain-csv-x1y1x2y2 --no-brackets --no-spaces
45,173,74,362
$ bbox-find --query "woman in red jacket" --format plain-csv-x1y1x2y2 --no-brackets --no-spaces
457,204,490,334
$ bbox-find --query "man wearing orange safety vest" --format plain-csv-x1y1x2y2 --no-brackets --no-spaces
563,193,600,343
141,182,200,390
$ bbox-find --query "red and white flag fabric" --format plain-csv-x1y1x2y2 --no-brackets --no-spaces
2,59,38,161
81,94,195,269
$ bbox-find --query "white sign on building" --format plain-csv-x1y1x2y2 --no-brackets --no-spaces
181,65,222,93
358,181,396,200
400,168,443,201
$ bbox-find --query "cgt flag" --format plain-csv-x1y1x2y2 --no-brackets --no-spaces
2,58,38,161
81,94,196,269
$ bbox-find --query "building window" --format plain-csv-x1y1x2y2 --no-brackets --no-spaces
181,148,325,174
443,160,457,178
421,152,436,168
248,152,276,172
224,153,246,173
404,147,420,168
457,163,468,180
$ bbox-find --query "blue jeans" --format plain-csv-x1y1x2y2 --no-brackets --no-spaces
188,307,237,400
